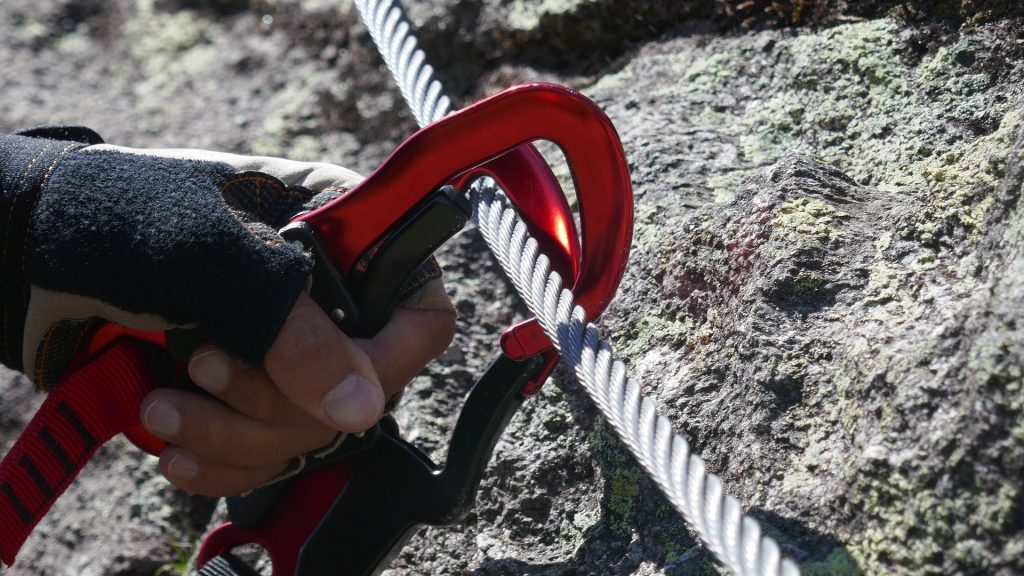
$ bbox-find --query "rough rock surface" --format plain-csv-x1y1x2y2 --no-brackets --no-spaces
1,1,1022,575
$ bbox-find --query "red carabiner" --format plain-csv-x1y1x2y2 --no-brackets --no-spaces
297,83,633,392
297,82,632,333
0,83,633,572
196,82,634,576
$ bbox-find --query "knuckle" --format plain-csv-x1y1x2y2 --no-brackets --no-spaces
267,305,362,396
423,310,457,358
274,306,338,365
233,368,285,421
249,392,285,423
172,406,247,465
183,417,232,460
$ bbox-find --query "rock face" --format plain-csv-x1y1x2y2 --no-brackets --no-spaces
1,1,1022,575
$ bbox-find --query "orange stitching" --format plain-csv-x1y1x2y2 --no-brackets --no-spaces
27,144,81,378
1,141,53,363
225,175,313,198
284,187,313,199
222,174,315,221
222,174,279,189
222,174,279,220
3,148,45,267
70,321,91,362
279,186,312,198
2,144,47,262
36,324,55,390
22,143,77,309
38,321,90,390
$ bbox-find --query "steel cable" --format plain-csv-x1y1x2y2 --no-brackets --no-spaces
352,1,801,574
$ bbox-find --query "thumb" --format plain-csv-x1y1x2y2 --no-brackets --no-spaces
263,292,386,432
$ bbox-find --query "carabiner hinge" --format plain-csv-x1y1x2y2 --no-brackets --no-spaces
280,221,360,331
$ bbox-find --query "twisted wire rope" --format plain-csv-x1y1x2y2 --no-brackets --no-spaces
352,1,801,574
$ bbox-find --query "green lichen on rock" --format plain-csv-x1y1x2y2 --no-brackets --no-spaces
773,197,849,241
127,0,218,88
845,467,1021,572
810,98,1024,576
608,468,641,519
2,1,1023,574
503,0,588,31
802,547,861,576
734,20,913,179
914,109,1021,244
589,14,1023,572
681,18,1022,207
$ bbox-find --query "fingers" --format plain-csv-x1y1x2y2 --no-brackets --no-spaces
159,446,288,497
149,290,457,496
187,346,311,426
264,292,385,432
140,388,337,467
189,293,456,432
354,307,456,399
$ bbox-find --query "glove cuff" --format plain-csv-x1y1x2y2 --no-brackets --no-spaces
0,128,99,370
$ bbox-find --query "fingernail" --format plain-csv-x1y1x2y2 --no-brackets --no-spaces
143,398,181,437
322,374,385,432
167,451,198,481
189,350,231,393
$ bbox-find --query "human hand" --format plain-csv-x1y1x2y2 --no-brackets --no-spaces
140,292,455,496
1,127,457,496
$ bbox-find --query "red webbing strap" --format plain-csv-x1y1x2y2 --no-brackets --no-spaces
0,339,156,565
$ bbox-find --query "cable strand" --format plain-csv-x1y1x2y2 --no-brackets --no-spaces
351,2,801,574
